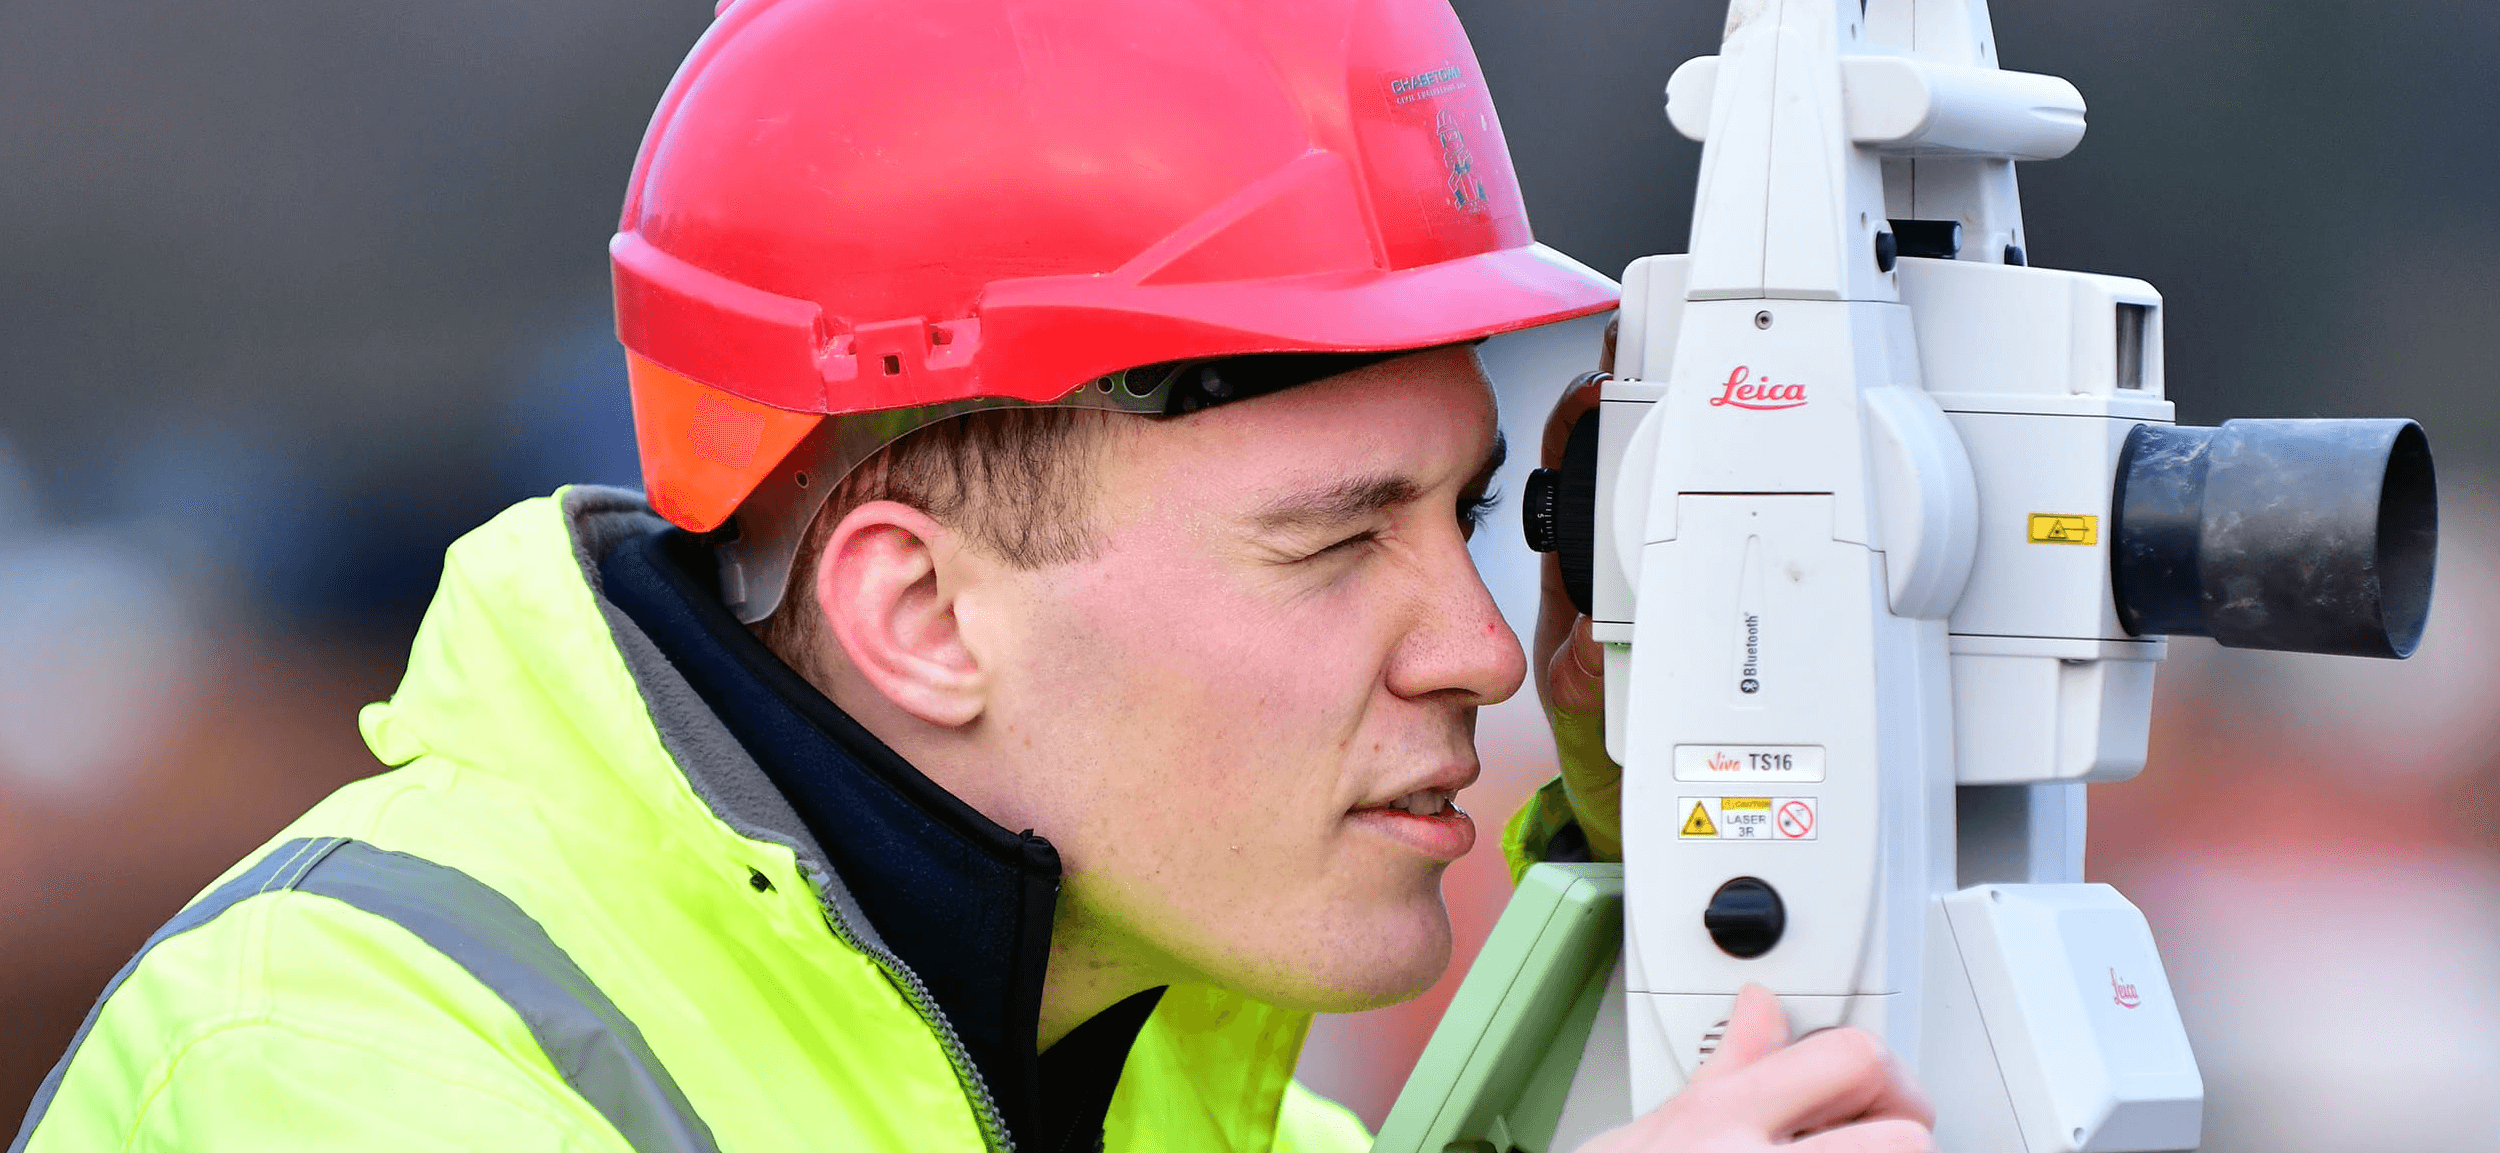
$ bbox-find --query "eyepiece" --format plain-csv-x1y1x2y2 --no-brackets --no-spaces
2110,419,2436,658
1522,410,1601,617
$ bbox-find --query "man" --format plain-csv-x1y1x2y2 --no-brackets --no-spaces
13,1,1932,1150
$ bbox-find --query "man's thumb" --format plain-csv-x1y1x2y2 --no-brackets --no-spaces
1689,984,1791,1082
1544,616,1607,716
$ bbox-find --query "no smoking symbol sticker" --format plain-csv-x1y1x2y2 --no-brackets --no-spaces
1776,800,1815,839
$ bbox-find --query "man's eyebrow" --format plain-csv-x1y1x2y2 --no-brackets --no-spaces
1248,474,1423,532
1246,433,1509,531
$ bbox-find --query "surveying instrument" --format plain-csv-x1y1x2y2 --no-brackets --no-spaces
1375,1,2439,1150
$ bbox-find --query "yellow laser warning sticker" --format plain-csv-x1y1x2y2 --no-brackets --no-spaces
1717,797,1771,838
1679,797,1817,840
2028,513,2098,545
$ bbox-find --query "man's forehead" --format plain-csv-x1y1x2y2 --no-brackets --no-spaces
1094,344,1500,517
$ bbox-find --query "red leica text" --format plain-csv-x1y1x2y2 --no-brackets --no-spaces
1710,365,1808,410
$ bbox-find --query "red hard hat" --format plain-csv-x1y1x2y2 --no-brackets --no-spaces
612,0,1618,609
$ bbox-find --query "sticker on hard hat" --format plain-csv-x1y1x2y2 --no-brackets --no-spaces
1388,65,1467,104
1677,797,1817,841
1432,110,1489,213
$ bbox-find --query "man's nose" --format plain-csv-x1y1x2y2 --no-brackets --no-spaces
1385,534,1528,706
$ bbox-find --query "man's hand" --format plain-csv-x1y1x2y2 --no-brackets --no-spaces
1578,985,1935,1152
1534,319,1622,860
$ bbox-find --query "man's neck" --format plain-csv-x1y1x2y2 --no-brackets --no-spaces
1038,897,1192,1052
808,646,1193,1054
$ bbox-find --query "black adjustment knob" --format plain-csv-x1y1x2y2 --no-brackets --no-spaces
1887,218,1963,260
1524,468,1561,553
1873,229,1898,273
1703,876,1786,959
1518,407,1602,616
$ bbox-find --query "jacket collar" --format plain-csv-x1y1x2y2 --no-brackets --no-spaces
364,489,1326,1153
596,517,1159,1153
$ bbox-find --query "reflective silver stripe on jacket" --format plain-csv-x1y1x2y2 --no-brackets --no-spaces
10,836,721,1153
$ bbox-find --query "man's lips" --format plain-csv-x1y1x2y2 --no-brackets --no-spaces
1346,799,1476,861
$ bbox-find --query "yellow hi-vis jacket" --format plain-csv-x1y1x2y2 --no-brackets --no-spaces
11,489,1380,1153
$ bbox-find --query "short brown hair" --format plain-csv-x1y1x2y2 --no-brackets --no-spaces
755,406,1117,683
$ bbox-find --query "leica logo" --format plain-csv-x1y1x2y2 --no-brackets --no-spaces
1707,752,1741,773
2109,968,2141,1009
1710,365,1807,411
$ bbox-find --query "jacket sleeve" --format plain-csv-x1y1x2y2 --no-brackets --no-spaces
1501,775,1584,884
29,1019,632,1153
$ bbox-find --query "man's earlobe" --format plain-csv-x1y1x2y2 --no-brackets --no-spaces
814,502,988,727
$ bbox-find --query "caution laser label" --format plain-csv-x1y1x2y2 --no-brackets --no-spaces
2027,512,2098,545
1677,796,1817,841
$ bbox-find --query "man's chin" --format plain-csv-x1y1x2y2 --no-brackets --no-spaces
1299,966,1445,1014
1228,905,1454,1013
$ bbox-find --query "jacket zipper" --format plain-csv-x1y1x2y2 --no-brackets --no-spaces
814,896,1014,1153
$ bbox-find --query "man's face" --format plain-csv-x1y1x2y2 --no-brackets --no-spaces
963,345,1526,1010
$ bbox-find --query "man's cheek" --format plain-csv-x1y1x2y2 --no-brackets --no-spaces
1121,757,1334,900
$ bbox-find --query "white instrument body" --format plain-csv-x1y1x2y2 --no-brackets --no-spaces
1573,1,2205,1149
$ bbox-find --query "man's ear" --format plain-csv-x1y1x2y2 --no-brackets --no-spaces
812,500,988,727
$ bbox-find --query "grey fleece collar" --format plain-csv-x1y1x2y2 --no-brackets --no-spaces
558,485,894,959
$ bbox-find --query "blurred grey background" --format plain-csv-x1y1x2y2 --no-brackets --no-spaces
5,2,2497,1149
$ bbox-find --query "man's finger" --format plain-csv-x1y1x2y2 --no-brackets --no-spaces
1530,352,1609,708
1789,1117,1935,1153
1544,616,1605,715
1540,370,1607,468
1720,1025,1931,1136
1687,984,1791,1083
